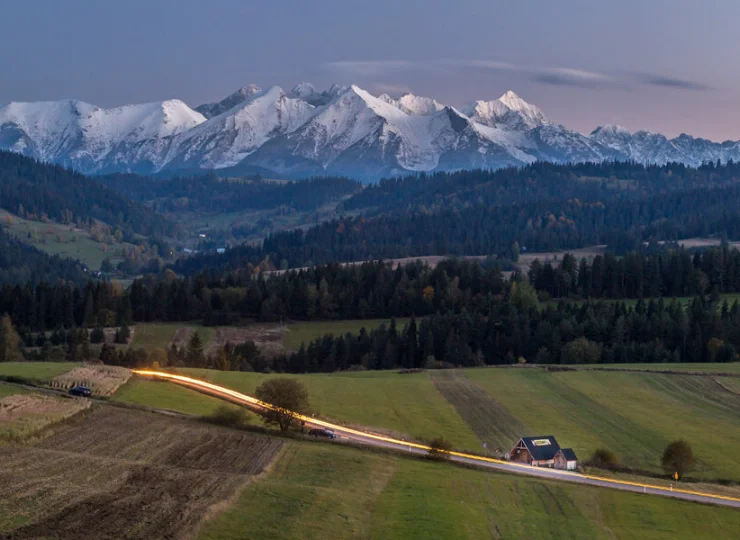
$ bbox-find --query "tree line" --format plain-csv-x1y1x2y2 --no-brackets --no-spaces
6,247,740,335
529,245,740,299
265,294,740,373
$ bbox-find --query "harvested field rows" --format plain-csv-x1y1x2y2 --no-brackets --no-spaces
50,365,131,396
0,392,90,440
0,407,283,539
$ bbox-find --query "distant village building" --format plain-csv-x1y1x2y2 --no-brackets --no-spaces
509,436,577,470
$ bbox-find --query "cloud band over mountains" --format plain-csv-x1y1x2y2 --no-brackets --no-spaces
322,59,710,92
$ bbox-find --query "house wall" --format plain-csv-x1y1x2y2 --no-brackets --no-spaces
510,446,532,464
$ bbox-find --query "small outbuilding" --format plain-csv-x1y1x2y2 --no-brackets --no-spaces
509,436,577,470
555,448,578,471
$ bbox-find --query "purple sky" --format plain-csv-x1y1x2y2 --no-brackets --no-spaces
2,0,738,140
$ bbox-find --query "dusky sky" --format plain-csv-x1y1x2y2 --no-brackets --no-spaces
2,0,738,140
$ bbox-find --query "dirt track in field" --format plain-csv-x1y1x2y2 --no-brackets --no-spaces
431,370,527,454
1,407,283,540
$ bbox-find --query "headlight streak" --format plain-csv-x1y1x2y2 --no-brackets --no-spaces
132,369,740,505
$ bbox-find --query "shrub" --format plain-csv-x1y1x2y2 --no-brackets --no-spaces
427,436,453,461
205,405,249,429
587,448,619,469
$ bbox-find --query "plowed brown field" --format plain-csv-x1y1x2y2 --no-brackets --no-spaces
0,407,283,539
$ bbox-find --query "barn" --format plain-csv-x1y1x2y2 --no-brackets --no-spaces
508,436,577,470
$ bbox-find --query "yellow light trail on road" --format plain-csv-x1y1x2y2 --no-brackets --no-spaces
132,369,740,505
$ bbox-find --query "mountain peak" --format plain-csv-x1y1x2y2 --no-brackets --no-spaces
592,124,631,136
289,82,318,100
195,85,262,119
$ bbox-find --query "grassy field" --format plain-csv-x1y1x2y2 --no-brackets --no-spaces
118,364,740,478
283,318,409,351
199,441,740,540
130,319,408,355
0,208,131,270
0,362,79,383
464,368,740,480
130,322,214,351
167,368,481,450
113,378,246,418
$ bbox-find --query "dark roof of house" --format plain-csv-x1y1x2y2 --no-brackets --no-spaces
518,436,561,461
558,448,578,461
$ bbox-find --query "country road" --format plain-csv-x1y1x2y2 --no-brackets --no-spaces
132,369,740,509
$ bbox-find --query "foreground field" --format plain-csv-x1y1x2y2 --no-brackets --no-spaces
200,441,740,540
118,364,740,480
464,368,740,480
0,407,282,538
176,368,480,450
114,378,249,417
0,382,91,440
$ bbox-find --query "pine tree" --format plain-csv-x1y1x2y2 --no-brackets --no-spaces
0,313,21,362
187,331,205,367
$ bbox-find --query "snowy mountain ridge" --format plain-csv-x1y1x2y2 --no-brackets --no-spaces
1,83,737,181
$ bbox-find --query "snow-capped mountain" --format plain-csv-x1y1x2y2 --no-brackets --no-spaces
164,86,317,170
2,84,739,181
0,99,205,174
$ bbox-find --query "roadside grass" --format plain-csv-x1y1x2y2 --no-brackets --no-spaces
113,378,246,418
0,382,28,398
0,362,79,384
283,318,410,351
0,208,130,270
173,368,481,450
198,441,740,540
464,369,740,480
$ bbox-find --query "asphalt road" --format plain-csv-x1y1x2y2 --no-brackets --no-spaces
132,369,740,509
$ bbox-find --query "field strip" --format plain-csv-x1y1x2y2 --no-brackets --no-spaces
133,369,740,508
430,370,526,452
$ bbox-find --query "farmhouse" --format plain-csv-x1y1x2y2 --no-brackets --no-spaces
509,436,577,470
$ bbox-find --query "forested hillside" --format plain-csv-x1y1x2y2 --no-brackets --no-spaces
174,177,740,275
0,151,177,241
99,174,362,214
0,228,88,285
